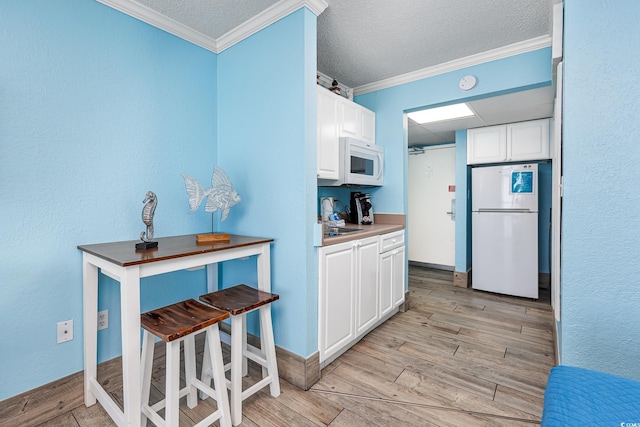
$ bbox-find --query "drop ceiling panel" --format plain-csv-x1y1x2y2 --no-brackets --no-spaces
407,87,554,145
470,86,554,116
478,103,553,127
408,126,450,146
420,116,486,133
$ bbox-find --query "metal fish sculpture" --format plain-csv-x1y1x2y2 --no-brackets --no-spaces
181,166,241,221
140,191,157,242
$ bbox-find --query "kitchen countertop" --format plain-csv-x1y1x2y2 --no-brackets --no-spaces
321,223,404,246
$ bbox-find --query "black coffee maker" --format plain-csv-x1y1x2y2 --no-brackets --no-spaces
350,192,374,225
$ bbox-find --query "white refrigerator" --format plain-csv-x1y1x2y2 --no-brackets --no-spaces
472,164,538,299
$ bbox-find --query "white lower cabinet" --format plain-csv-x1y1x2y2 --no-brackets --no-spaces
380,230,406,316
355,237,380,336
319,231,405,365
318,240,356,363
392,245,406,307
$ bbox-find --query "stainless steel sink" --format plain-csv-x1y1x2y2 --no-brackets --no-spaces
324,227,365,237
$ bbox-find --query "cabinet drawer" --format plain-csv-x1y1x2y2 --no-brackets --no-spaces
380,230,404,252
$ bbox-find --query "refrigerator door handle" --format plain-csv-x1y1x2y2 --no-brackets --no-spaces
477,208,533,213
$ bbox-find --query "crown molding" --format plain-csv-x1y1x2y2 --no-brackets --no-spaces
354,35,552,96
96,0,219,52
97,0,327,54
217,0,327,52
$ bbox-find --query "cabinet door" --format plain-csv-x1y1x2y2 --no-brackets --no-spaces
318,242,355,362
392,246,406,307
507,119,550,161
355,237,380,336
360,107,376,144
317,87,340,180
467,125,507,164
379,250,394,318
338,98,360,139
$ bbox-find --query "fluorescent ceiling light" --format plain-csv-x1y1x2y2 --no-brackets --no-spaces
408,103,475,124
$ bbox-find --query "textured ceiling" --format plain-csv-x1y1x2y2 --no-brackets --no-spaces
131,0,555,145
141,0,552,89
317,0,551,88
138,0,280,38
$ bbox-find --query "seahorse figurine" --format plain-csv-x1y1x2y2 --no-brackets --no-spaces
140,191,157,242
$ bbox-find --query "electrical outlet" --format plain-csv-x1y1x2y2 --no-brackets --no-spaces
57,320,73,343
98,310,108,330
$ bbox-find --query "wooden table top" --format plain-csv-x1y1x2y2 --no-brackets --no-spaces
78,234,274,267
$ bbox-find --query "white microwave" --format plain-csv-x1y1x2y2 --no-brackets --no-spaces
318,137,384,187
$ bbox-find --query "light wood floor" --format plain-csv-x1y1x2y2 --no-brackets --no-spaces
0,266,555,426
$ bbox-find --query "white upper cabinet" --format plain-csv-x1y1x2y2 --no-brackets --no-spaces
337,94,376,143
467,125,507,164
507,119,551,161
317,87,340,180
338,98,359,139
359,108,376,144
467,118,550,165
317,87,376,179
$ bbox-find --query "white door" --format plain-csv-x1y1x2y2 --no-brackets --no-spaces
408,145,456,267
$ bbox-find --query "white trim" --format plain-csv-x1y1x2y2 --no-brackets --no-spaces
96,0,328,54
217,0,328,52
354,35,552,96
96,0,218,52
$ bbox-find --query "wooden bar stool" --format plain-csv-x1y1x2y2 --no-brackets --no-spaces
199,284,280,426
140,299,232,427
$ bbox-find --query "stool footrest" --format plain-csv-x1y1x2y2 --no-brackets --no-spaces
144,376,223,412
142,406,165,427
217,344,267,374
245,343,267,367
242,376,275,400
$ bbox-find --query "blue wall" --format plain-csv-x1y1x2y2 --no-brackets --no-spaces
355,48,552,277
454,130,472,271
0,1,218,400
560,0,640,379
216,8,319,357
538,162,552,274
